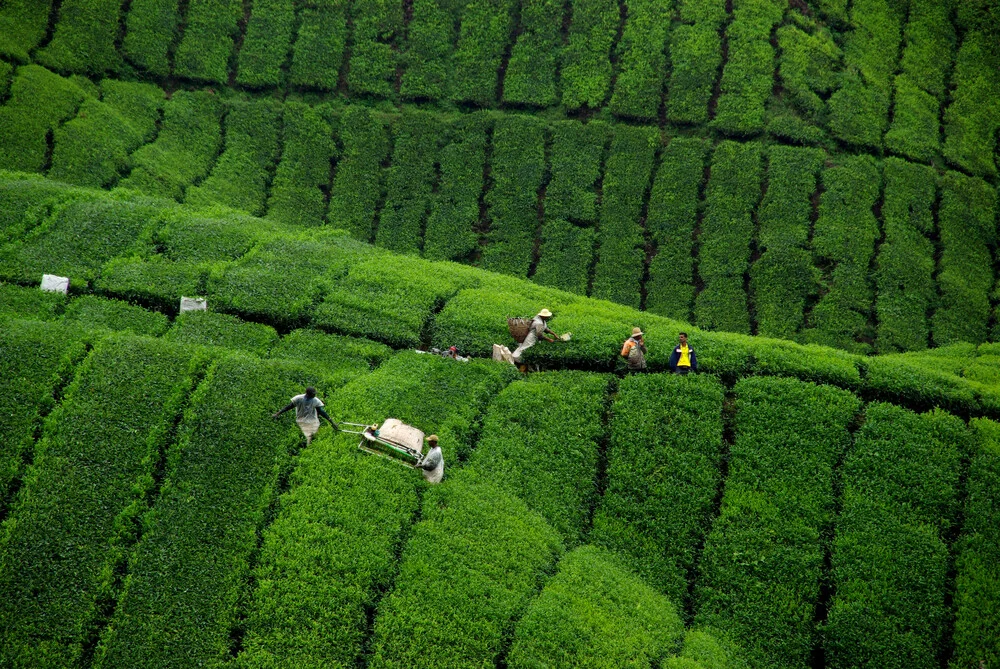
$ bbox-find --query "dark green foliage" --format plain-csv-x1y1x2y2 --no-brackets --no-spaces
481,114,545,276
49,98,145,188
166,309,279,354
672,627,749,669
824,403,965,669
592,373,725,607
677,0,726,25
0,65,87,173
327,106,389,240
470,372,609,544
347,0,402,97
749,146,825,339
268,328,392,384
645,137,707,322
590,125,657,308
64,295,170,335
933,171,996,346
942,31,1000,178
449,0,517,104
375,110,442,253
123,0,181,76
694,140,763,334
862,354,979,414
696,377,860,669
0,281,66,319
711,0,784,135
775,23,841,122
0,171,84,245
35,0,122,73
92,355,312,668
0,59,12,97
666,24,723,124
884,75,942,162
422,113,488,261
368,470,564,668
826,0,903,148
0,336,199,667
173,0,244,84
950,419,1000,669
265,101,334,226
187,99,282,216
502,0,562,106
800,155,880,353
288,0,349,89
400,0,460,100
100,79,164,142
874,158,936,353
0,0,53,62
96,256,206,309
560,0,617,110
236,0,294,87
533,219,596,296
608,0,671,120
507,546,685,667
118,90,225,200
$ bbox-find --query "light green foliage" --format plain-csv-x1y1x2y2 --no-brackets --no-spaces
265,101,334,226
122,0,180,76
592,373,725,606
560,0,617,110
502,0,562,106
236,0,295,86
400,0,462,100
166,310,279,354
677,0,726,25
327,106,389,240
119,90,225,200
666,24,722,124
874,158,936,353
800,155,880,353
0,65,87,173
942,31,1000,178
696,377,860,669
749,146,825,339
347,0,402,97
591,124,657,308
49,98,144,188
289,0,349,89
449,0,517,104
470,371,609,544
0,281,66,320
64,295,169,335
0,171,84,245
533,219,596,296
0,0,53,62
172,0,244,84
507,546,685,667
674,627,749,669
100,79,163,142
695,140,762,334
268,328,392,385
608,0,672,120
775,24,841,122
35,0,122,73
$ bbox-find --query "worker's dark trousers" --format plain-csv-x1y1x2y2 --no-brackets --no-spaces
673,367,691,375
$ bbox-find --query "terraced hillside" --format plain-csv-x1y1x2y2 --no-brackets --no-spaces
1,0,999,352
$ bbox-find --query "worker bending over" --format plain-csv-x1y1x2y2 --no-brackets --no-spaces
668,332,698,374
272,386,338,443
417,434,444,483
513,308,558,363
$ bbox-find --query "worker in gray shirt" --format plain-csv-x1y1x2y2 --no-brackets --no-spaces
272,387,338,444
416,434,444,484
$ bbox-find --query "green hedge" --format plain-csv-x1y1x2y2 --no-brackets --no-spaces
0,336,199,667
590,124,657,308
166,309,279,354
884,75,941,163
399,0,460,100
470,371,609,545
268,327,393,385
933,171,997,346
677,0,726,25
666,24,723,124
449,0,517,104
122,0,181,76
874,158,936,353
507,545,684,667
156,206,267,263
35,0,122,73
592,373,725,607
186,99,281,216
950,418,1000,669
236,0,294,87
64,294,170,335
0,0,53,62
327,105,389,240
749,146,825,339
265,101,334,226
49,98,145,188
671,627,749,669
118,90,225,200
0,65,87,173
288,0,349,89
92,355,312,668
0,171,84,245
608,0,672,120
375,110,442,253
774,23,840,124
942,31,1000,178
422,113,488,261
824,403,965,669
100,79,164,142
481,114,545,276
826,0,903,148
347,0,402,97
172,0,243,84
710,0,784,135
559,0,617,110
0,281,67,320
694,140,762,334
502,0,561,106
799,155,880,353
368,470,564,667
696,376,860,669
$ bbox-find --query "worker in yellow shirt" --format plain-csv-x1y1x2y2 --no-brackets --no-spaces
668,332,698,375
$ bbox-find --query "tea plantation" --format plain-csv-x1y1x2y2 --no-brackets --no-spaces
2,0,1000,666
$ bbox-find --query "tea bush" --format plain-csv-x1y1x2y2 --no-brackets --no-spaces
559,0,617,110
502,0,561,106
592,373,725,606
533,219,596,297
694,140,762,334
347,0,402,97
666,24,722,124
172,0,243,84
99,79,164,142
0,336,200,667
122,0,180,76
507,545,684,667
695,376,860,669
64,294,169,335
672,627,749,669
399,0,460,100
0,0,52,61
0,280,66,319
268,327,392,385
327,105,389,240
166,309,279,354
236,0,295,87
749,146,824,339
449,0,517,104
607,0,671,120
34,0,122,74
265,101,334,227
774,23,840,123
288,0,349,89
942,31,1000,178
470,371,609,544
49,98,146,189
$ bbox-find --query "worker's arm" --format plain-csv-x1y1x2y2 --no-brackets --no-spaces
417,449,442,471
272,403,294,419
316,406,339,429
